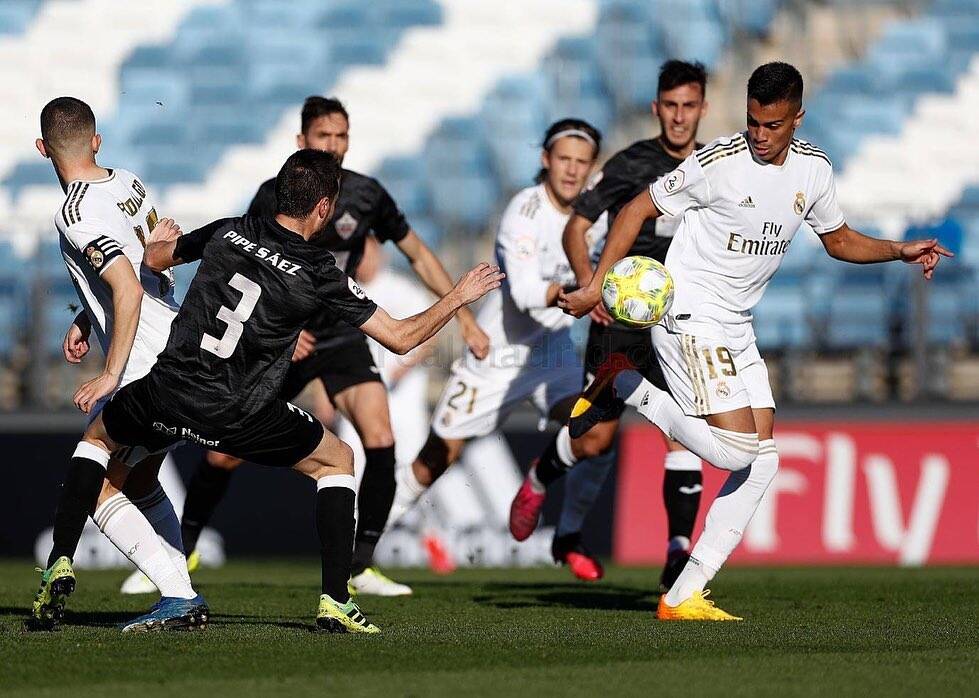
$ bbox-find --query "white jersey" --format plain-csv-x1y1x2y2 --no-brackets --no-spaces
55,168,178,388
650,133,845,333
479,183,606,350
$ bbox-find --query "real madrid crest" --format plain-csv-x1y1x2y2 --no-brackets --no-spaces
793,191,806,216
85,245,104,269
334,211,358,239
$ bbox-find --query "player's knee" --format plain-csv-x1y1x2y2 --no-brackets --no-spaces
206,451,243,471
710,427,759,471
571,429,614,460
358,424,394,449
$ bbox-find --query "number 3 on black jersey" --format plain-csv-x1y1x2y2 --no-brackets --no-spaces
202,273,262,359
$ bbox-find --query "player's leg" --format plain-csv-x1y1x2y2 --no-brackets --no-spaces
659,435,703,592
179,450,242,560
331,380,403,588
224,398,377,633
84,415,200,602
119,452,195,595
31,439,122,628
661,349,776,618
386,430,466,529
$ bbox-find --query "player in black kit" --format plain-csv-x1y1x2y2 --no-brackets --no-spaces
510,61,710,591
178,97,489,597
84,149,502,632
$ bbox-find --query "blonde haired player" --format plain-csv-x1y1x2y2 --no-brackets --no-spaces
524,62,952,619
382,119,614,580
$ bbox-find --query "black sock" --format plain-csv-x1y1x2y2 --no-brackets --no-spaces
663,469,703,541
351,446,396,574
534,436,573,487
316,485,355,602
180,457,234,555
48,456,106,567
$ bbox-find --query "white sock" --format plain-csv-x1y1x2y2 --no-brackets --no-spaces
131,485,191,588
664,556,716,606
619,372,759,471
692,439,779,570
94,493,196,599
663,449,702,472
557,448,615,536
666,440,779,605
386,464,428,529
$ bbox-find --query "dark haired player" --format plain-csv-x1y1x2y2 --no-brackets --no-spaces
83,149,503,632
509,60,710,590
30,97,201,629
177,97,489,597
556,62,951,620
380,119,612,580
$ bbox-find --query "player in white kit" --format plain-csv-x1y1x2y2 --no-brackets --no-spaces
531,63,952,619
382,119,613,580
30,98,201,630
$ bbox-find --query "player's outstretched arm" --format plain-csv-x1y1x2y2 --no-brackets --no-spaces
562,212,614,326
559,191,659,318
396,230,492,359
72,259,142,413
360,263,504,355
820,225,954,279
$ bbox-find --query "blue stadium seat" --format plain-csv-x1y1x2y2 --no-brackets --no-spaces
663,18,726,68
406,215,444,249
172,261,200,306
752,271,812,352
6,162,57,197
376,0,442,29
820,265,894,350
376,157,431,218
428,174,499,229
0,0,41,36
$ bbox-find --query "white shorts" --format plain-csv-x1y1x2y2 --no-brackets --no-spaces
651,319,775,417
432,339,582,440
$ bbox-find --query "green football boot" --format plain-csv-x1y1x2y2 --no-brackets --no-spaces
316,594,381,634
30,556,76,630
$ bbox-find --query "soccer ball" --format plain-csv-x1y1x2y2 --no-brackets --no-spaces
601,256,674,329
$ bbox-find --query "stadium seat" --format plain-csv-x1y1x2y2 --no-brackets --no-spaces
819,265,894,350
0,0,41,36
376,157,431,218
752,271,812,352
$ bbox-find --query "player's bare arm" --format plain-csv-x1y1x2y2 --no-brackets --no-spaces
395,230,491,359
820,225,953,279
63,310,91,364
559,191,661,318
360,262,504,355
562,213,613,325
73,259,142,413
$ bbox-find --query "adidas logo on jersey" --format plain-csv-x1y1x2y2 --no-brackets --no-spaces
738,196,756,208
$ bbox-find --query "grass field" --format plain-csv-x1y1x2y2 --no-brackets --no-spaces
1,560,977,697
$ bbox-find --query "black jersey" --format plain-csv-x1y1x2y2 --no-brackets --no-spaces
248,169,410,346
146,215,378,427
573,137,699,263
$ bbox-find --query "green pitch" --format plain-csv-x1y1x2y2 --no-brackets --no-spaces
1,561,977,697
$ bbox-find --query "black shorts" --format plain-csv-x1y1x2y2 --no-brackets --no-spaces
583,321,670,421
103,377,325,468
280,335,382,403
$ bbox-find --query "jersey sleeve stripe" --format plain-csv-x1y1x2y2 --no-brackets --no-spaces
699,144,747,169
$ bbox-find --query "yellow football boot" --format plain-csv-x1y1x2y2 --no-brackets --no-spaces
657,590,743,621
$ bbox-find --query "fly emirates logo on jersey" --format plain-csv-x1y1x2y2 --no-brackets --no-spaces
223,230,303,276
726,221,791,256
